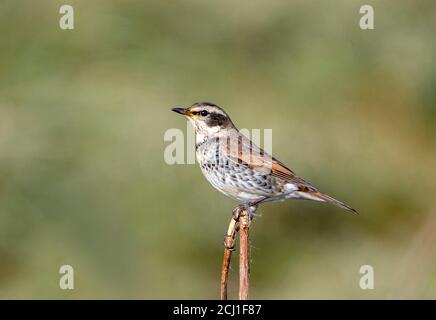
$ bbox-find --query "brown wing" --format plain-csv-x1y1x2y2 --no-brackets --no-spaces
221,133,318,191
219,132,356,212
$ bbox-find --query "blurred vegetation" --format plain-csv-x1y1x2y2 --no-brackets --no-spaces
0,0,435,299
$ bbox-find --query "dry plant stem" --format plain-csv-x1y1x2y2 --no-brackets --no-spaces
220,217,238,300
239,208,251,300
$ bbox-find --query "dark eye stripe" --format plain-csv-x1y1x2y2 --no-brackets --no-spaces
206,112,228,127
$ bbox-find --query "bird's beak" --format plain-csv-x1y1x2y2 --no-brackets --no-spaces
171,107,189,116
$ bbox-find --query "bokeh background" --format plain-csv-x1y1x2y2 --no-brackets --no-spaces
0,0,435,299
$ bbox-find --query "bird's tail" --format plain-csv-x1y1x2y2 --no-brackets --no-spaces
314,192,357,213
302,191,357,214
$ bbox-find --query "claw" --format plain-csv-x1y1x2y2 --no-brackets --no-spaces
232,204,244,221
245,204,258,219
232,203,259,221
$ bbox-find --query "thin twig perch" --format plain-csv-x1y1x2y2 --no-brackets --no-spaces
220,215,238,300
220,205,251,300
238,207,251,300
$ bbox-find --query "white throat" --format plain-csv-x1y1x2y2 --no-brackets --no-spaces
196,131,208,147
188,118,221,148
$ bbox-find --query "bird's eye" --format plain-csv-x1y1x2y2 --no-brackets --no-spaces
200,110,209,117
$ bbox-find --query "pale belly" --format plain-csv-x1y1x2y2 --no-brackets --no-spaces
196,144,275,203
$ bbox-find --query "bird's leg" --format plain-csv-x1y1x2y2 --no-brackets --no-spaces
246,205,258,219
224,201,260,250
245,197,268,219
249,196,268,207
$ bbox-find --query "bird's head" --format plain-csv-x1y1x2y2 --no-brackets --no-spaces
172,102,234,135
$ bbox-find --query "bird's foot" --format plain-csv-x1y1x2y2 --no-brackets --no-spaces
232,203,257,220
232,204,244,221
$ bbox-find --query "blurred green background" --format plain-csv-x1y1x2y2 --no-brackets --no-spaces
0,0,435,299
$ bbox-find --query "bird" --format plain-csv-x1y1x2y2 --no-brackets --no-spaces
172,102,356,216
